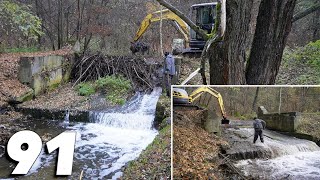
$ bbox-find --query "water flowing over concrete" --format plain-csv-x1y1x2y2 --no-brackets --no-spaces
89,87,162,130
0,88,162,179
224,125,320,179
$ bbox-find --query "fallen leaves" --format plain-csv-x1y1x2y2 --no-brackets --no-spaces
173,110,227,179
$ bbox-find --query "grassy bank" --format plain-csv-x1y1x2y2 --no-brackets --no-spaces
277,40,320,84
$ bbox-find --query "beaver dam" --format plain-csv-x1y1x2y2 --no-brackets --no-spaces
0,88,162,179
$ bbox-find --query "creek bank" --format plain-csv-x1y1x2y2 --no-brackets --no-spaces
172,107,245,179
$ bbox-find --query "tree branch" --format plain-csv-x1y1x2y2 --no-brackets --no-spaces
292,3,320,22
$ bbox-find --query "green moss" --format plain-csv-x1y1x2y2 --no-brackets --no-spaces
16,89,34,102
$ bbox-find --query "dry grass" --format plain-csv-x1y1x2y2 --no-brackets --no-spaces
297,114,320,140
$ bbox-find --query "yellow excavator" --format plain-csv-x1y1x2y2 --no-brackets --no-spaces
132,3,218,55
173,87,230,124
133,9,190,46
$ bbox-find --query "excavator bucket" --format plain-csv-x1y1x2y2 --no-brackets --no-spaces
221,117,230,124
130,42,150,55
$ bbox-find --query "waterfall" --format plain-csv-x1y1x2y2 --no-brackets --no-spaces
22,88,163,180
89,87,162,130
232,128,320,179
64,109,70,124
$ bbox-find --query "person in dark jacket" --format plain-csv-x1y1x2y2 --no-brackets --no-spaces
253,117,266,143
164,52,176,96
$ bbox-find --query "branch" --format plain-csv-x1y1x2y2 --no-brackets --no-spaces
156,0,209,40
292,3,320,22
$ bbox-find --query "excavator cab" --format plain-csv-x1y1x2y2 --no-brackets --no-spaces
189,3,217,50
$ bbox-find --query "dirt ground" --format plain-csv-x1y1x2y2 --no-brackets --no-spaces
177,57,209,85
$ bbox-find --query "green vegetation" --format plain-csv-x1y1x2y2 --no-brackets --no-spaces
277,40,320,84
76,82,95,96
0,1,43,39
1,47,39,53
283,40,320,70
96,75,131,105
75,75,132,105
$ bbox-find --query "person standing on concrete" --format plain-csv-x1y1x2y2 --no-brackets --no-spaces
164,52,176,96
253,117,266,143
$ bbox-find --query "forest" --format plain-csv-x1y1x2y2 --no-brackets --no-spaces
186,86,320,118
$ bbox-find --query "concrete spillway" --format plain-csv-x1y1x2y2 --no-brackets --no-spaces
223,126,320,179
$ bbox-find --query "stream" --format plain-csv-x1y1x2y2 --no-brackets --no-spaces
0,87,162,180
229,128,320,179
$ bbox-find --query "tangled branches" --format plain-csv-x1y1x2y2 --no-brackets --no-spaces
71,54,162,90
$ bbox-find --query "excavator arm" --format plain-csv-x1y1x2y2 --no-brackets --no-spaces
133,9,190,43
188,87,227,119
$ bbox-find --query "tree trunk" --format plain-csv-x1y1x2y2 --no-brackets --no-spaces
252,87,260,112
278,87,282,114
312,8,320,42
208,0,253,84
57,0,63,49
246,0,297,84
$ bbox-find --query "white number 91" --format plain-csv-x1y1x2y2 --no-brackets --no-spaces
7,130,76,176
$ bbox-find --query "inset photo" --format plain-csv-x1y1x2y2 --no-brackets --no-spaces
172,86,320,179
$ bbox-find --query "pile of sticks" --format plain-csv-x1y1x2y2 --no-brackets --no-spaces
71,54,161,90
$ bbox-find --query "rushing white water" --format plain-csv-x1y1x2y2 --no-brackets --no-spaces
24,87,162,179
236,151,320,179
234,128,320,179
64,109,70,124
238,128,320,157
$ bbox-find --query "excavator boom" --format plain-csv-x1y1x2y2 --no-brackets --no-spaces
188,87,227,118
133,9,190,43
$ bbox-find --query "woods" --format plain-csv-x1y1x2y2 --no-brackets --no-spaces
157,0,319,85
189,86,320,118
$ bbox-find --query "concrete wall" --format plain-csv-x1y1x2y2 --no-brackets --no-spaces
257,106,301,132
18,55,73,96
